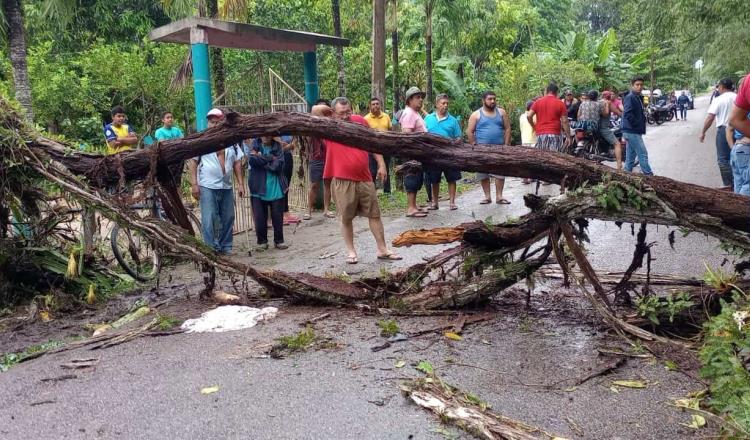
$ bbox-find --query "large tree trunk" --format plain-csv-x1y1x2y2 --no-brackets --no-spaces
34,111,750,250
372,0,387,103
3,0,33,120
390,0,399,113
424,0,434,108
332,0,346,96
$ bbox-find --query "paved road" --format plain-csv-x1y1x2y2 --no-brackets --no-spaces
0,97,728,440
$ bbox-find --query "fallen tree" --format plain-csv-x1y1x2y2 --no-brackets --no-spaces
2,103,746,334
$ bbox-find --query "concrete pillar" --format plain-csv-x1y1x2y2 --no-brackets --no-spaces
190,27,212,131
303,51,319,111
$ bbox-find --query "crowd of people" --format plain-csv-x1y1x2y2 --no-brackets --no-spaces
100,72,750,263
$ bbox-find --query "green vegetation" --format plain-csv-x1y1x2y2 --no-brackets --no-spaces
276,326,317,352
155,313,181,331
699,290,750,433
377,319,400,337
635,292,695,326
1,340,65,372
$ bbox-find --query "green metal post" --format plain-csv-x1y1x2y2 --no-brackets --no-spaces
191,28,212,131
303,51,319,111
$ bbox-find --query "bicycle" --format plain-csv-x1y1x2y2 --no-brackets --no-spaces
110,190,201,281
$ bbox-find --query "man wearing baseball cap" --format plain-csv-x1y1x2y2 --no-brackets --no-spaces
188,108,245,254
399,86,429,217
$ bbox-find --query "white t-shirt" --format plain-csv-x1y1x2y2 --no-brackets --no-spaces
708,91,737,127
196,145,244,190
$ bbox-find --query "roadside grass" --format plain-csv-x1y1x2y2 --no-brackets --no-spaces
1,340,66,372
377,319,400,337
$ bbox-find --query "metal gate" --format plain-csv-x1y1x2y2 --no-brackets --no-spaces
220,67,308,234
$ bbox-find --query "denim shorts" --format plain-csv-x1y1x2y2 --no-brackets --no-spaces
426,168,461,184
730,142,750,196
403,173,423,193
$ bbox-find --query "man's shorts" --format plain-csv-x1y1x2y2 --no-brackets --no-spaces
475,172,504,180
309,160,325,183
536,134,565,151
403,173,423,193
331,178,381,222
427,168,461,184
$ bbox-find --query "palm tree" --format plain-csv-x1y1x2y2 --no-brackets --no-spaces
389,0,399,113
424,0,435,106
372,0,386,102
2,0,33,120
331,0,345,96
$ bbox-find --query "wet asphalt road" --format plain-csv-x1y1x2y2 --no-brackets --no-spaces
0,95,730,440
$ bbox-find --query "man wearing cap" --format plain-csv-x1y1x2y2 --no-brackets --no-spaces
188,108,245,254
424,93,462,210
467,90,512,204
700,78,736,188
311,97,401,264
399,86,429,217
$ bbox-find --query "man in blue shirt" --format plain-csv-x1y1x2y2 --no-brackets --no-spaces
424,94,462,210
622,76,653,175
188,108,245,254
154,111,184,141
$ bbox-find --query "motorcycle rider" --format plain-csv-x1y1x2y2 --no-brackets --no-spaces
600,91,622,170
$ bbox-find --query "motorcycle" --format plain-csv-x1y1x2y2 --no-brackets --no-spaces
568,120,616,163
646,102,673,125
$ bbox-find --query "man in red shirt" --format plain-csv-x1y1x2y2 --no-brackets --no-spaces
312,97,402,264
728,74,750,195
527,82,571,152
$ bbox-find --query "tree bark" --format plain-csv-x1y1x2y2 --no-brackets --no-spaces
33,111,750,250
3,0,33,120
372,0,387,103
332,0,346,96
424,0,434,108
390,0,399,113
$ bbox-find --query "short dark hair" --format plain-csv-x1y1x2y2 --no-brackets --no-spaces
370,97,381,103
111,106,125,117
546,82,559,94
718,78,734,91
587,90,599,100
161,111,173,119
436,93,449,102
525,100,534,111
631,76,645,84
481,91,496,99
314,98,330,106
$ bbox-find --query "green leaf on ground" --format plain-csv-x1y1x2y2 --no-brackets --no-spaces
416,360,434,375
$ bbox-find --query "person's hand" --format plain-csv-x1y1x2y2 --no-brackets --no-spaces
113,140,122,147
699,133,705,143
191,183,200,201
251,149,260,156
563,136,572,148
377,165,387,182
236,186,245,198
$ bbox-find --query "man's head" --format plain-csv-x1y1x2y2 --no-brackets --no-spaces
564,90,574,101
206,108,224,128
331,97,352,121
681,91,686,96
526,100,534,111
260,135,274,145
111,106,126,126
545,82,559,96
630,76,645,93
162,111,174,128
435,93,449,115
718,78,734,93
481,91,497,110
404,87,425,110
587,90,599,101
315,98,330,107
369,97,382,115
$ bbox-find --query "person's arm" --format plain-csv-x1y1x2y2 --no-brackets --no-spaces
466,111,478,144
188,159,200,200
561,114,571,146
727,123,736,148
526,109,536,130
373,154,387,181
311,104,333,117
699,113,716,143
729,104,750,139
502,109,511,145
119,126,138,145
233,159,245,197
623,95,636,126
601,100,610,118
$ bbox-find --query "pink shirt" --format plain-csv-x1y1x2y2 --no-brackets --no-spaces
400,106,426,133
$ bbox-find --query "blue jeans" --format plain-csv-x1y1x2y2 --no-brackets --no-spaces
716,126,733,187
730,142,750,196
623,132,653,176
199,187,235,253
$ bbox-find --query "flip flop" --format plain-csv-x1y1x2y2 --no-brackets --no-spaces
377,252,403,261
449,204,458,210
346,255,358,264
496,199,511,205
427,204,439,210
406,211,428,218
479,199,491,205
324,211,336,218
302,213,312,220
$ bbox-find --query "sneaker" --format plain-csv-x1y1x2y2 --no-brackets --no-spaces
255,243,269,251
274,243,289,250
